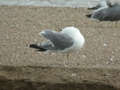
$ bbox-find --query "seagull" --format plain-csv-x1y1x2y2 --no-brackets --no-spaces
88,0,112,10
30,26,85,60
86,0,120,21
87,0,109,18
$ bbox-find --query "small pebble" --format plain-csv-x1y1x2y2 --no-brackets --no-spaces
71,73,77,77
104,43,107,47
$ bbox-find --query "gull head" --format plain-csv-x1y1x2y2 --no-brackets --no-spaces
61,26,81,36
61,26,85,50
100,0,109,8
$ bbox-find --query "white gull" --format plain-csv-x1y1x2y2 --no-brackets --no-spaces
30,26,85,59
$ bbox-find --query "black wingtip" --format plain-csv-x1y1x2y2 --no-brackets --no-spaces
87,7,99,10
87,7,95,10
29,44,38,48
86,14,92,18
29,44,47,51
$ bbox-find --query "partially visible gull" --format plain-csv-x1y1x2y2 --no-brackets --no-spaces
87,0,112,10
86,0,120,21
30,26,85,59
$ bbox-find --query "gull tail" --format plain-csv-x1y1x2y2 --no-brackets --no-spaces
29,44,47,51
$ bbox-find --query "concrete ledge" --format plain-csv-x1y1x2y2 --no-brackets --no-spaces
0,0,119,7
0,0,98,7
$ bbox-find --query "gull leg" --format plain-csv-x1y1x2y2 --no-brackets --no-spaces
67,53,69,60
115,21,118,27
63,53,71,67
63,53,69,67
64,61,67,67
63,54,67,67
67,52,71,60
66,53,71,65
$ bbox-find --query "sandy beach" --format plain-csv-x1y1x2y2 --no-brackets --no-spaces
0,6,120,67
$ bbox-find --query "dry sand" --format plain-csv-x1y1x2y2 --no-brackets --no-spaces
0,6,120,67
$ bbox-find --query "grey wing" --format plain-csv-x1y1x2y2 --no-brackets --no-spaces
92,8,110,21
40,30,74,50
93,6,120,21
92,10,106,20
40,40,54,50
107,6,120,21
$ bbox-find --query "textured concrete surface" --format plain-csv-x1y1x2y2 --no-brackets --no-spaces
0,6,120,90
0,0,119,7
